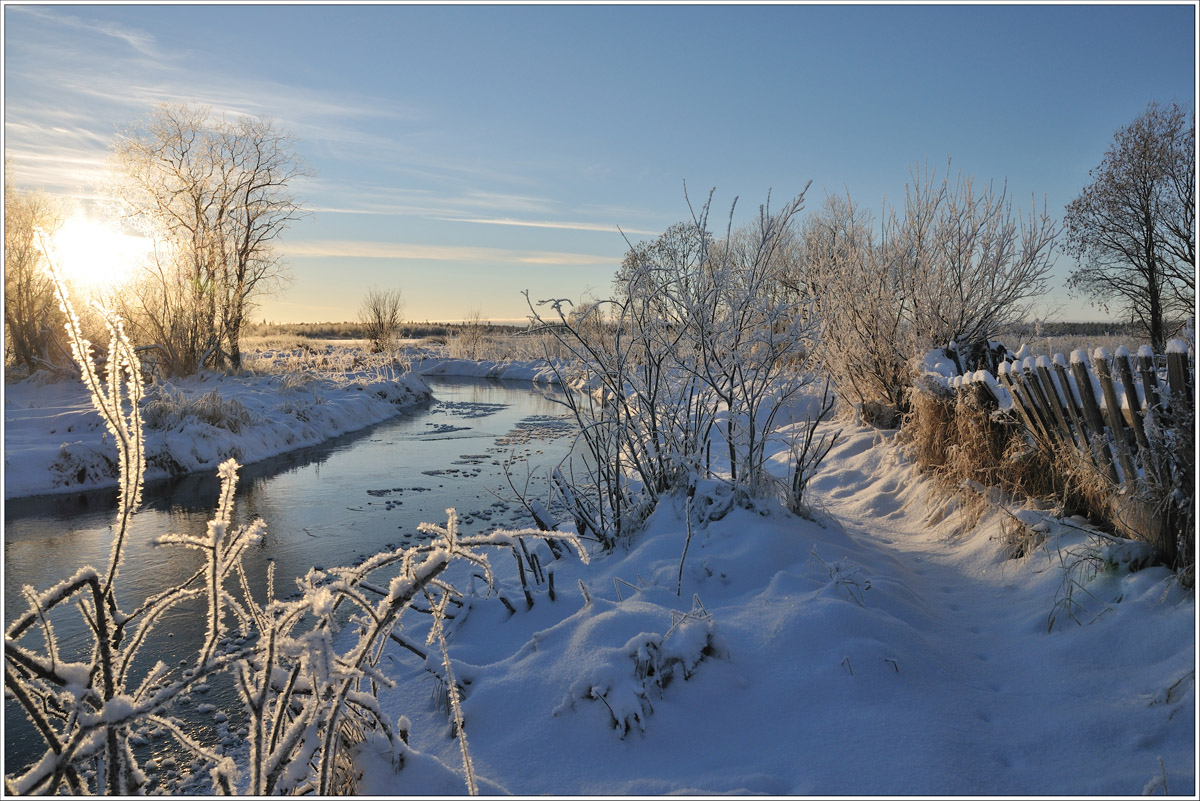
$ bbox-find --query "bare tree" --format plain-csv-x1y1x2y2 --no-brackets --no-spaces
529,188,822,542
802,192,916,413
109,103,309,372
1065,100,1195,351
804,161,1059,416
893,159,1059,348
359,287,405,352
454,306,489,359
4,167,71,374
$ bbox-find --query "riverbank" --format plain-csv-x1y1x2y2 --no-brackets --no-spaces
2,352,570,500
3,367,433,500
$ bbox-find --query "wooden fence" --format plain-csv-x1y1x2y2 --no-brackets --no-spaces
944,342,1194,566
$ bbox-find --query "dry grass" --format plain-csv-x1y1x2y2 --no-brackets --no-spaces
906,380,1193,583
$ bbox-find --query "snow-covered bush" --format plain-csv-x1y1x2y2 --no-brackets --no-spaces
143,385,256,433
528,188,825,545
803,161,1058,418
5,269,588,794
558,598,714,738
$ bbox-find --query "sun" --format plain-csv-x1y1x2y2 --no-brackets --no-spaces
47,213,151,294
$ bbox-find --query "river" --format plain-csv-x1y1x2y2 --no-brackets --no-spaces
3,376,579,783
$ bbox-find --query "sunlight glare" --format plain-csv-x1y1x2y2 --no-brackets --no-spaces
49,213,150,294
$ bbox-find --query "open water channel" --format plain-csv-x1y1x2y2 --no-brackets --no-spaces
3,377,579,785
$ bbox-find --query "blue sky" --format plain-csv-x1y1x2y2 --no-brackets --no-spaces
4,3,1196,323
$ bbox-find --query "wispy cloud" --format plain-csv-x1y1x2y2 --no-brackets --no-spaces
279,239,615,267
11,6,167,60
437,216,659,236
304,183,564,221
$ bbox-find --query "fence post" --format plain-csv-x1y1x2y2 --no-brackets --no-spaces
1115,347,1162,485
1093,349,1137,488
1051,356,1090,450
1034,357,1079,448
1166,344,1193,406
1070,351,1120,486
998,362,1048,448
1136,346,1163,414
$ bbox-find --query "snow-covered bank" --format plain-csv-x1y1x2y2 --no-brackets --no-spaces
360,423,1195,796
3,369,431,500
412,355,561,384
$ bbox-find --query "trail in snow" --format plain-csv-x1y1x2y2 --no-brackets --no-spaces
806,426,1195,795
360,420,1191,796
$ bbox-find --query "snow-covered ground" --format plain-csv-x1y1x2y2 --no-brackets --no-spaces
3,361,1195,795
357,422,1195,796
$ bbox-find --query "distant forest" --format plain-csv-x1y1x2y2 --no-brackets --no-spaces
1001,319,1182,339
249,318,1167,343
245,319,528,341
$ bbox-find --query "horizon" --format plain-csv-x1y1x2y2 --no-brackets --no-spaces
4,3,1196,324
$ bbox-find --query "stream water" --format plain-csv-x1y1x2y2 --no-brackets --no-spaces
3,377,579,784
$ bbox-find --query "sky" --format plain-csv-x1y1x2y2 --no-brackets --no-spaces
3,2,1196,324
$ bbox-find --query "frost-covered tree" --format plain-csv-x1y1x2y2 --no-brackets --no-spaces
892,160,1058,348
531,187,823,539
1064,100,1196,351
802,192,915,412
4,168,70,373
804,161,1058,415
359,286,406,353
109,103,309,372
453,306,489,359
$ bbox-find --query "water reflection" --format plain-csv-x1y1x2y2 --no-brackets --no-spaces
3,377,576,779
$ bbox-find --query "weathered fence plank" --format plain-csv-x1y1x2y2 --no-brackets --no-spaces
1093,351,1138,487
997,365,1047,449
1034,360,1078,448
1051,359,1090,453
1166,348,1192,407
1070,353,1120,485
1136,348,1162,414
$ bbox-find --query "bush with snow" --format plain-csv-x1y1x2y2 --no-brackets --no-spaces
527,188,830,545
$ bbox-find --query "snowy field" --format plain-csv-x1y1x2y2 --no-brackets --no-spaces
2,357,1195,795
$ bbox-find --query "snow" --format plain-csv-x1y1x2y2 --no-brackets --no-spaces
918,348,959,381
1167,339,1191,355
3,368,431,499
3,362,1194,795
359,421,1195,796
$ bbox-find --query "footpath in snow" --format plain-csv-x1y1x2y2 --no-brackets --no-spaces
355,424,1195,796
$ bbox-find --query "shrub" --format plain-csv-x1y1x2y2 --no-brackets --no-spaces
528,188,824,545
